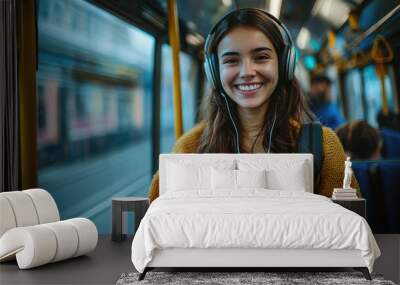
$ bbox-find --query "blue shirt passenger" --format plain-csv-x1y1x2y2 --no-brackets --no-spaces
312,102,345,130
309,75,345,130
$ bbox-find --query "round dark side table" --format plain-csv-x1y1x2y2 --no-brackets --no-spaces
112,197,149,242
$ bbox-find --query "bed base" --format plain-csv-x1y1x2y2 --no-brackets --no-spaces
138,248,372,281
138,267,371,281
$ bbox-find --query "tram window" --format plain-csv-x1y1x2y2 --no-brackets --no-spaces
36,0,155,234
180,53,198,131
326,66,343,110
160,44,198,153
345,69,364,121
363,65,395,127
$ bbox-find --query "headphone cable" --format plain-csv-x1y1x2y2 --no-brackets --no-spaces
222,94,240,153
267,108,277,153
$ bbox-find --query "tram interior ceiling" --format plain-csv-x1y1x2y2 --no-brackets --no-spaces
1,0,400,284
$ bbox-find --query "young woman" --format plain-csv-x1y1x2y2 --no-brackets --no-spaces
148,8,359,202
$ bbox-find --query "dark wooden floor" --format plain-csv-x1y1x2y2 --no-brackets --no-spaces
1,234,398,284
0,235,134,285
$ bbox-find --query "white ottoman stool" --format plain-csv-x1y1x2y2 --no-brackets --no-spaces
0,189,98,269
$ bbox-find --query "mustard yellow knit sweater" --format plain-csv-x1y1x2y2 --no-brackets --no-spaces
148,122,360,202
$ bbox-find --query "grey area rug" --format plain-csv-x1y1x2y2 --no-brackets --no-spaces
116,271,396,285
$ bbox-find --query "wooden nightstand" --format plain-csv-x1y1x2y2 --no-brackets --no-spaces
331,198,366,218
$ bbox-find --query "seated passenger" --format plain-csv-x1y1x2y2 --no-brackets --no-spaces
336,120,382,160
309,75,345,130
148,8,359,202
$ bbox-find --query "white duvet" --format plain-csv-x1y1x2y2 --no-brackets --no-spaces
131,190,380,273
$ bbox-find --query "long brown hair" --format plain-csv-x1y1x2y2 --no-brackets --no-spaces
198,9,314,153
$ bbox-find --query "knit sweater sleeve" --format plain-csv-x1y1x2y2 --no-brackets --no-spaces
148,123,206,203
317,127,360,197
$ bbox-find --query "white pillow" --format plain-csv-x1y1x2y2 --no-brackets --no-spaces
211,168,236,190
237,169,267,188
266,163,307,191
160,155,237,195
238,159,308,192
167,162,210,191
211,169,267,190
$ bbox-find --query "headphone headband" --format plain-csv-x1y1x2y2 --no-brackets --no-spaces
205,8,293,54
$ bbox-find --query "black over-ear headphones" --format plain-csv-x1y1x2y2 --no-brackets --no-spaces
203,8,296,91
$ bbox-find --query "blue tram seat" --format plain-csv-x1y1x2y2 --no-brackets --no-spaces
381,128,400,159
378,161,400,233
353,160,400,233
352,162,372,202
352,161,383,232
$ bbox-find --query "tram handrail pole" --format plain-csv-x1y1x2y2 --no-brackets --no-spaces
167,0,183,139
350,4,400,48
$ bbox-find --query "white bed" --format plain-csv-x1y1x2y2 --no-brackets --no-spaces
131,154,380,280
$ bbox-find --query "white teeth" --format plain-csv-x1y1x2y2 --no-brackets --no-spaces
237,84,262,91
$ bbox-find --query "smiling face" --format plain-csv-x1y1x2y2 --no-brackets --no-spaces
217,26,279,110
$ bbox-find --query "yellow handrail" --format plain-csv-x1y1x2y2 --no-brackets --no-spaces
371,36,394,116
371,36,394,63
167,0,183,139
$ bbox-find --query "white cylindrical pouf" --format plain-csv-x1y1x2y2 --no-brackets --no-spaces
1,192,39,227
24,189,60,224
66,218,98,257
42,221,79,262
0,226,58,269
0,196,17,237
0,189,98,269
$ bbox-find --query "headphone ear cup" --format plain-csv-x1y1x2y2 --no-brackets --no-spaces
280,46,289,82
204,53,220,91
286,46,296,81
204,58,216,90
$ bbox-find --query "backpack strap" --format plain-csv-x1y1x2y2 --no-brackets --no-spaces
298,122,323,186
